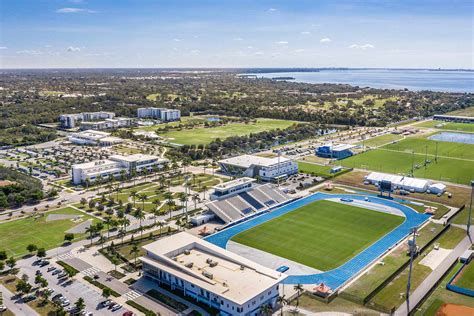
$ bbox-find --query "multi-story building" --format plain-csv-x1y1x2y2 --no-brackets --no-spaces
137,107,181,122
71,154,168,184
218,154,298,182
59,112,115,128
80,117,132,130
68,130,123,146
315,143,355,160
140,232,287,316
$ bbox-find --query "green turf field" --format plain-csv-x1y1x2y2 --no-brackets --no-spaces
454,262,474,290
232,200,404,271
297,162,346,177
357,134,404,148
415,120,474,133
0,207,98,257
339,136,474,185
156,118,298,145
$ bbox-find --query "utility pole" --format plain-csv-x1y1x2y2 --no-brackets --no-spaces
435,142,438,163
406,227,418,314
411,151,415,177
424,145,428,169
468,180,473,238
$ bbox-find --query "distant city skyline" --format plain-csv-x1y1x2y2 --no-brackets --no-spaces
1,0,472,69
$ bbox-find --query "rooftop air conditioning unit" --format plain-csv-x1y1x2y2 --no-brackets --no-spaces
184,250,190,255
202,271,213,279
209,261,218,268
185,262,194,268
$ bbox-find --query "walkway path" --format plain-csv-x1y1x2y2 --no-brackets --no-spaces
395,227,473,315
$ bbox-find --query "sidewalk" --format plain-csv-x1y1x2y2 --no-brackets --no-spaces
395,227,473,315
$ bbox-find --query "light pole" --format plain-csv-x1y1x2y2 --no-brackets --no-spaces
406,227,417,314
468,180,473,237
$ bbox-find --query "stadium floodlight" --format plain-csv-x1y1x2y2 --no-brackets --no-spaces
406,226,417,314
468,180,473,237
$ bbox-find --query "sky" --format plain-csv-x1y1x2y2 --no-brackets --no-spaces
0,0,473,69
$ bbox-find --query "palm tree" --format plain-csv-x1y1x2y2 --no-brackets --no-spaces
130,244,139,266
106,183,113,199
133,208,145,238
119,170,127,188
293,284,304,308
152,199,161,224
130,190,138,207
85,225,96,245
179,193,187,216
192,193,200,210
120,218,130,243
104,217,112,238
139,193,148,211
166,199,175,220
159,175,166,189
277,295,287,316
260,304,272,316
202,185,208,200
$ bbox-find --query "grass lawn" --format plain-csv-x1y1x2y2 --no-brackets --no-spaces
415,120,474,133
454,262,474,289
297,161,344,177
291,293,379,315
415,262,474,316
156,118,298,145
446,107,474,117
358,133,404,148
232,200,404,271
339,144,474,185
0,207,98,257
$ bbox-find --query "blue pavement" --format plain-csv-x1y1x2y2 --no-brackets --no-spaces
205,192,430,291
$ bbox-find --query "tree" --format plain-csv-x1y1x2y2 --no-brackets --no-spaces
64,266,77,282
36,248,47,258
139,193,148,211
16,279,32,295
133,208,145,237
165,199,175,220
260,304,273,316
192,193,200,210
85,225,97,245
277,295,287,315
102,287,112,300
130,190,138,207
6,257,16,271
88,199,95,210
26,244,38,254
0,260,4,271
293,284,304,307
0,250,6,261
75,297,86,312
80,197,87,208
130,244,140,266
64,233,74,243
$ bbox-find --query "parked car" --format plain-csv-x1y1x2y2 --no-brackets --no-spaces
47,266,56,272
111,304,122,311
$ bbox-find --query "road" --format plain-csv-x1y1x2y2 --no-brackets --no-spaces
395,227,473,315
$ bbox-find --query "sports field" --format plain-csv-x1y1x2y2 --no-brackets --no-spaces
156,118,298,145
340,136,474,185
0,207,98,257
415,120,474,133
297,161,346,177
231,200,404,271
357,134,404,148
454,262,474,290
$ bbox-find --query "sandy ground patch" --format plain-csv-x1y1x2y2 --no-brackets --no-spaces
46,214,81,221
66,219,93,234
327,198,405,217
436,303,474,316
419,248,451,270
227,241,322,275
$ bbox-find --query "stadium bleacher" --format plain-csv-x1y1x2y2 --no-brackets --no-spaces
206,183,291,225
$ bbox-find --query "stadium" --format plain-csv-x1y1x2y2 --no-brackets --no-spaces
205,192,430,293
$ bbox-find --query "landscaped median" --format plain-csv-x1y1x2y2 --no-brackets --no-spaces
83,276,120,297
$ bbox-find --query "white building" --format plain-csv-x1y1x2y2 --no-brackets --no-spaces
59,112,115,128
80,117,132,130
137,107,181,122
210,177,256,200
365,172,431,193
71,154,168,185
218,155,298,182
68,130,123,146
141,232,287,316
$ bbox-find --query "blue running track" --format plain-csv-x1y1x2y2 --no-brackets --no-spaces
204,192,429,290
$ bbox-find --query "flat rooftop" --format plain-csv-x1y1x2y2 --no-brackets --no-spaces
219,154,290,168
212,177,255,191
141,232,286,305
72,159,118,169
109,154,164,163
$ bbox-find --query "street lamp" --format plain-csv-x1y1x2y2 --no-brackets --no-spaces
406,227,417,314
468,180,473,237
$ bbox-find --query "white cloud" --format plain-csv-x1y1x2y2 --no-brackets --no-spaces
349,43,374,49
320,37,332,43
275,41,288,45
301,31,311,35
190,49,200,54
254,51,264,56
173,38,182,42
56,8,96,13
293,49,305,53
17,50,42,55
0,46,7,50
67,46,81,52
233,37,243,41
247,46,253,49
268,8,277,12
44,45,52,48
